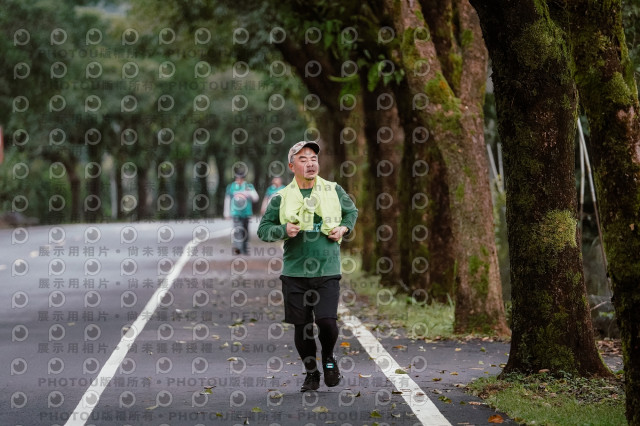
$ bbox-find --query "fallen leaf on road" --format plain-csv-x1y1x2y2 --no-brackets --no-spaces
455,348,462,351
370,410,382,418
438,396,452,403
393,345,407,350
395,368,408,374
251,407,262,412
359,373,372,378
432,377,442,381
450,372,459,375
340,342,350,347
312,406,329,413
488,414,504,423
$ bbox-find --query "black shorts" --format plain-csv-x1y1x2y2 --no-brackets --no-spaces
280,275,341,325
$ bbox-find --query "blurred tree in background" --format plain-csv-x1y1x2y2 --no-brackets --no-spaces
1,0,308,224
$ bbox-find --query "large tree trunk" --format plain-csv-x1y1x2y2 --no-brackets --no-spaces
361,85,403,287
384,0,509,335
470,0,610,374
560,0,640,419
394,81,455,300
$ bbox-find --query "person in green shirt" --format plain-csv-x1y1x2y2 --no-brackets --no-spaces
260,176,285,216
258,141,358,392
224,168,259,255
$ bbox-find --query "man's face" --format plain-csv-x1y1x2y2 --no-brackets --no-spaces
289,147,319,181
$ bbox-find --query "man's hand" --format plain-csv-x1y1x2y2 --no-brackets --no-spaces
286,222,301,238
328,226,348,241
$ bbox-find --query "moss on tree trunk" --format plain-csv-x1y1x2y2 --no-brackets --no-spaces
470,0,610,375
559,0,640,420
385,0,509,335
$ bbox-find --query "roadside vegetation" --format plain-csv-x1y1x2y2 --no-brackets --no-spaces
467,371,626,425
341,267,455,340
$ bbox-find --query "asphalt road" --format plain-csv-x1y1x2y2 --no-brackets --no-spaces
0,220,523,426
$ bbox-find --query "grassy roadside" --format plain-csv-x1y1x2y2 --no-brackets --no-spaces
466,372,626,425
342,266,626,425
341,269,455,339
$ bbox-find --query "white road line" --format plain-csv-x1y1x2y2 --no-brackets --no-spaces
338,305,452,426
65,227,232,426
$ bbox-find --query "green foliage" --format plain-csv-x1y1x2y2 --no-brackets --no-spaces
342,267,455,339
467,372,626,426
1,0,310,223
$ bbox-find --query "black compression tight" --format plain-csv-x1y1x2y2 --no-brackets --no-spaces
294,323,317,372
294,318,339,372
316,317,339,360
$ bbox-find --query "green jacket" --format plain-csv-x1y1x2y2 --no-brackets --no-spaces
257,180,358,277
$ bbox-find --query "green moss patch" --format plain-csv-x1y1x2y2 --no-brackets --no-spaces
512,19,564,70
529,209,577,256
